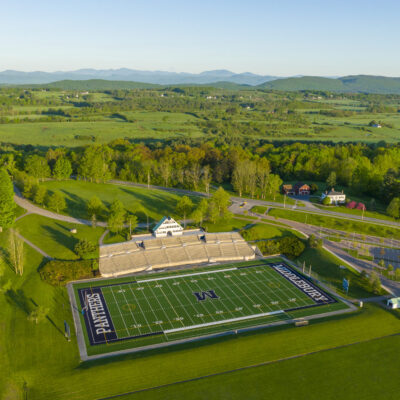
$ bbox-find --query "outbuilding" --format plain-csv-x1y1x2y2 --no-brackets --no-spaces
387,297,400,309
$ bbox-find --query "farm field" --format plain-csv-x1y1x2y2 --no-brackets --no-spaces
40,180,200,222
0,112,202,146
71,259,347,357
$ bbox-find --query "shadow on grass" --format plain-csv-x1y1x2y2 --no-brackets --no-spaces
5,289,31,315
41,225,79,256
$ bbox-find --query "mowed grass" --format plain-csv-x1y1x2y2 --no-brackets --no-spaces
1,223,399,399
296,246,377,298
14,214,104,259
129,334,400,400
269,208,400,240
0,112,202,146
41,180,200,222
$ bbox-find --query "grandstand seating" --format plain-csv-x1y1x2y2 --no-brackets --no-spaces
99,231,256,277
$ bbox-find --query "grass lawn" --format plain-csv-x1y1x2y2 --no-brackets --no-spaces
296,246,378,298
241,223,301,241
14,214,104,260
40,180,200,223
1,222,399,399
269,208,400,240
129,334,400,400
203,218,250,232
315,203,396,222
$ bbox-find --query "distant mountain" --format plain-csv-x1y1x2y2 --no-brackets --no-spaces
259,75,400,94
0,68,277,86
44,79,161,90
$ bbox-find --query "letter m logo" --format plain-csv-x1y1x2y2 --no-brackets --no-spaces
193,290,219,301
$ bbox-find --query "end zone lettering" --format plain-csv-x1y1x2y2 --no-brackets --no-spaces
271,264,335,305
78,288,118,345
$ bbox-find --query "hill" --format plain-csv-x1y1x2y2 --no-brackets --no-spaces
44,79,161,90
259,75,400,94
0,68,277,86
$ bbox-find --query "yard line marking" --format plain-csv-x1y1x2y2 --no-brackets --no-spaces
151,280,185,328
137,268,237,283
140,285,169,332
128,283,159,334
164,310,284,333
109,287,130,337
118,284,142,336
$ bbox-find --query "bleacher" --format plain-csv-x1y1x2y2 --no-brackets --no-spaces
99,231,256,277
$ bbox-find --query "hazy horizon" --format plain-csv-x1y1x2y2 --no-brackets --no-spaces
2,0,400,76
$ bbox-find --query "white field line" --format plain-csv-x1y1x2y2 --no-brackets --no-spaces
137,268,238,283
109,287,130,337
164,310,284,333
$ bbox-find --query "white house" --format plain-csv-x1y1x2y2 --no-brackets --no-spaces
321,188,346,205
387,297,400,309
152,216,183,238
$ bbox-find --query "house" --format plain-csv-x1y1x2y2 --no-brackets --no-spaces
387,297,400,309
282,182,311,196
282,184,295,195
293,182,311,196
321,188,346,205
152,216,183,238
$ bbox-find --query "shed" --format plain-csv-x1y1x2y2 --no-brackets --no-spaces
387,297,400,309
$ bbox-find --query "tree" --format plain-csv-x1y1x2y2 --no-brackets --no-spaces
8,229,24,275
310,183,318,194
127,214,138,236
176,196,194,227
25,155,51,181
53,157,72,180
86,196,104,218
27,306,49,324
308,234,322,248
326,171,337,189
107,200,126,233
0,167,16,230
201,165,212,196
266,174,282,201
74,239,97,259
33,185,47,206
369,271,381,294
210,187,231,220
47,192,66,213
322,196,331,205
386,197,400,219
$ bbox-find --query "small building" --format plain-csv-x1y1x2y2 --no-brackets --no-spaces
293,182,311,196
152,216,183,238
282,182,310,196
321,188,346,205
387,297,400,309
282,184,295,195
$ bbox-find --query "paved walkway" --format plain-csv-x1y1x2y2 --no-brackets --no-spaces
12,229,53,259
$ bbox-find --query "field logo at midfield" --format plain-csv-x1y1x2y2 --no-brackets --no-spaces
193,290,219,301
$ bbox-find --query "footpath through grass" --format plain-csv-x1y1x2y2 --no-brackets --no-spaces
15,214,104,259
269,208,400,240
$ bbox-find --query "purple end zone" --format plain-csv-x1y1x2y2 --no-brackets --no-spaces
268,263,336,305
78,287,118,345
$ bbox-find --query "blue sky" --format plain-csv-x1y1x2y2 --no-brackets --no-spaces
1,0,399,76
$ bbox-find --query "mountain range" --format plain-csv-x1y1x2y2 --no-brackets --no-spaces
1,69,400,94
0,69,277,86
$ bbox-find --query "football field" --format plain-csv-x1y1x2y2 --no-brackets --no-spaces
73,261,341,355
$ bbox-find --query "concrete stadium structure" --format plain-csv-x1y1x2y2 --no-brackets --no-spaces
99,230,256,277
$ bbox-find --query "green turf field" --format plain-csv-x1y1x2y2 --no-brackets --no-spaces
71,259,347,357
